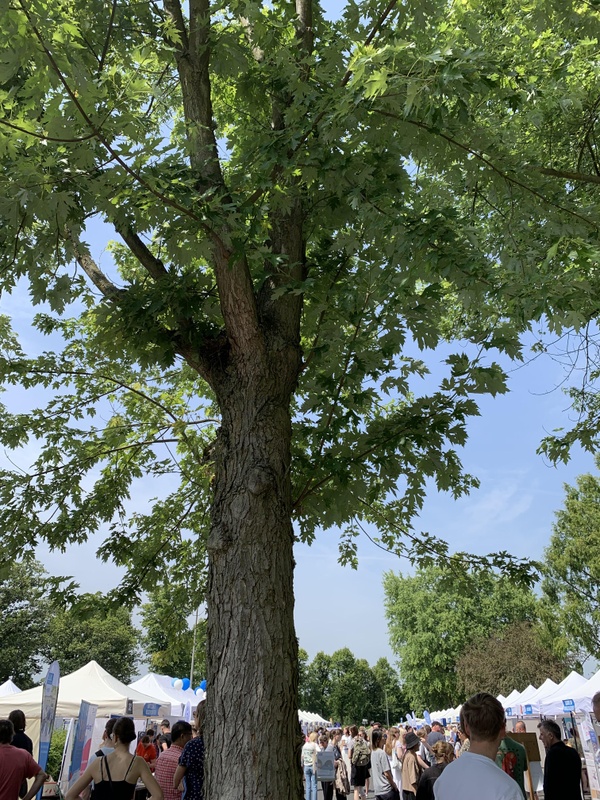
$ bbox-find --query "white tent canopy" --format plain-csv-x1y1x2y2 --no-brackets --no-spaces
0,679,21,696
505,684,537,716
502,688,522,710
129,673,202,716
0,660,170,755
539,671,589,716
298,710,328,725
520,678,558,717
549,668,600,715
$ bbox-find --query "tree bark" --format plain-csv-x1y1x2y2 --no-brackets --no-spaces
205,348,304,799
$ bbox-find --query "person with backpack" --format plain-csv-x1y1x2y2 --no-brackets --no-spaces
351,729,371,800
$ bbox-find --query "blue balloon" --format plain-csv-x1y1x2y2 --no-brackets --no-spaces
200,679,207,691
182,678,191,691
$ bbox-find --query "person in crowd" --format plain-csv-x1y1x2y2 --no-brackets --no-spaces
433,692,522,800
392,728,404,794
593,691,600,724
81,718,117,800
513,721,526,734
454,722,469,758
401,731,422,799
346,725,358,786
415,741,453,800
173,702,205,800
155,721,193,800
416,730,432,770
8,710,33,799
537,719,582,800
301,731,319,800
137,730,159,770
0,718,46,800
351,728,371,800
319,733,334,800
426,722,444,749
371,728,400,800
66,716,163,800
158,720,172,752
331,728,350,800
385,727,402,795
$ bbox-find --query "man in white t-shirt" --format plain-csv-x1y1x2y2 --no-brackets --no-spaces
434,692,522,800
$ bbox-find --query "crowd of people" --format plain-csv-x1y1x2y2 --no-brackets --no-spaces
301,689,600,800
0,702,206,800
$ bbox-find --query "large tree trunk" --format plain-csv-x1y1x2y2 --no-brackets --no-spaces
205,355,303,799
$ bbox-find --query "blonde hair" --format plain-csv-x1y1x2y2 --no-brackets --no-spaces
432,741,454,762
384,727,399,756
308,732,318,742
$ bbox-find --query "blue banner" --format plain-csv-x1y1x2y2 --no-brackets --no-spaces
143,703,162,717
562,699,575,712
524,705,533,715
38,661,60,799
424,710,432,725
68,701,98,785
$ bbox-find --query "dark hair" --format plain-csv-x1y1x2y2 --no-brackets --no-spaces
172,721,193,742
113,717,136,745
141,735,151,745
319,734,328,746
0,719,15,744
461,693,506,743
8,710,25,731
105,718,117,738
349,725,358,738
146,729,155,737
372,729,383,748
538,719,561,741
161,719,170,728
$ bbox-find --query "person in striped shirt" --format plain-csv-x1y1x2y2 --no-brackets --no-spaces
155,721,193,800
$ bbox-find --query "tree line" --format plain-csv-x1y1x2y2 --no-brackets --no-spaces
0,561,206,688
384,456,600,712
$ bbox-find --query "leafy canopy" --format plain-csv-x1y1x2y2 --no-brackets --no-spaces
542,459,600,660
383,565,540,711
0,0,599,593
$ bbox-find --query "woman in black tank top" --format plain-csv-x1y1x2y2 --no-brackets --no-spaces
65,717,163,800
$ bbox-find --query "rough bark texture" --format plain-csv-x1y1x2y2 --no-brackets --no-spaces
205,346,304,799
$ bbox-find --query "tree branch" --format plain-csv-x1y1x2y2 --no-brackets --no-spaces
163,0,223,189
538,166,600,186
69,233,125,300
116,224,170,280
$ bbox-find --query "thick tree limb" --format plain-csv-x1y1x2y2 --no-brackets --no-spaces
163,0,223,189
538,166,600,186
70,235,125,300
116,224,170,280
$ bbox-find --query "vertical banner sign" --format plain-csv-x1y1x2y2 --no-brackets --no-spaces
37,660,60,799
58,719,75,798
68,701,98,786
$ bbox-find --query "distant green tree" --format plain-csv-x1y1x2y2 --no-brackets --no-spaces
298,648,310,710
384,567,539,711
46,593,140,683
456,621,571,699
542,465,600,659
0,559,53,688
372,657,408,725
140,585,206,685
301,652,332,719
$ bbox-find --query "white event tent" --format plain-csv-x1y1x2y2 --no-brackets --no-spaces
518,678,558,717
298,710,328,725
505,684,537,716
129,673,201,716
0,679,21,696
540,669,599,716
538,670,588,716
0,660,169,754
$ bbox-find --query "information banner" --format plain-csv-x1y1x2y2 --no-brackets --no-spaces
68,701,98,786
38,661,60,800
574,712,600,799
